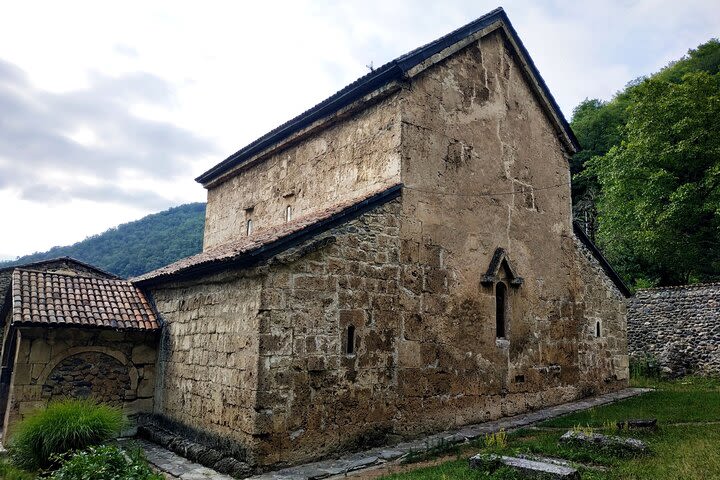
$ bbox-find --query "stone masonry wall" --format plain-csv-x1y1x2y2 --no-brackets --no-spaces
148,272,263,463
253,193,627,469
145,25,628,471
217,27,629,469
202,90,402,250
574,239,628,386
629,284,720,376
4,327,156,438
254,200,403,467
394,26,627,431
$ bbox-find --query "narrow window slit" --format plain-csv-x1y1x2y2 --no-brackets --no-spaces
286,205,292,222
246,219,253,235
495,282,507,339
346,325,355,355
596,321,601,338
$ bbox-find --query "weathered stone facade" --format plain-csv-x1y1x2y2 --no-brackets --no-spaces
202,93,402,250
149,273,263,462
629,283,720,376
2,326,157,437
136,8,629,473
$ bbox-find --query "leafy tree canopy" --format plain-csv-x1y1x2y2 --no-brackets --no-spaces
573,38,720,287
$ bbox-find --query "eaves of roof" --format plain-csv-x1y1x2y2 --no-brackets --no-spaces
573,222,632,298
195,7,579,186
133,183,403,286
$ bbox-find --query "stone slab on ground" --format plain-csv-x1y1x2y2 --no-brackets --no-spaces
560,431,649,453
469,453,580,479
248,387,650,480
618,418,657,430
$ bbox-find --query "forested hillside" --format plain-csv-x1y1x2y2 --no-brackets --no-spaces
571,38,720,289
0,203,205,278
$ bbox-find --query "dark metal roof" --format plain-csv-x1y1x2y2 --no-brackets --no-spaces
196,7,579,185
573,222,632,298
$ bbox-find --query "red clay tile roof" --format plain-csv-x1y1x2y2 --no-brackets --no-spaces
133,182,402,284
12,269,159,330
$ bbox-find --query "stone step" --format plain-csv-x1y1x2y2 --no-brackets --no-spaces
469,453,579,479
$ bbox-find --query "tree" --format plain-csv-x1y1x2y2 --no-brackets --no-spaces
587,71,720,286
570,97,629,239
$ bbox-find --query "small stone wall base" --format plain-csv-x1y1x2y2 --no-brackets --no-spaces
137,423,252,478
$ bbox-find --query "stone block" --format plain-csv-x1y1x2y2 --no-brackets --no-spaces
13,363,32,385
123,397,154,415
560,430,648,454
617,418,657,430
19,400,46,416
469,454,579,479
132,345,156,364
28,339,51,364
137,376,155,398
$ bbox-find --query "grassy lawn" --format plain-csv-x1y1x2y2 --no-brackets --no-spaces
382,377,720,480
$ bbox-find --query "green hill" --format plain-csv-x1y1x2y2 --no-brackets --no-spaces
0,203,206,278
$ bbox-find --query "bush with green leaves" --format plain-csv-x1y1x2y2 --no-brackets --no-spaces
9,399,125,470
49,444,163,480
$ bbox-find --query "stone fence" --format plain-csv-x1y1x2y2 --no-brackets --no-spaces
628,283,720,376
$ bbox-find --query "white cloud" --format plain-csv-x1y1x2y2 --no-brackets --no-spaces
0,0,719,257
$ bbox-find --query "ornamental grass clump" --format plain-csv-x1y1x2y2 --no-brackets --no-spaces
9,399,125,470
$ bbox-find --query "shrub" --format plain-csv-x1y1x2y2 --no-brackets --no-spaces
9,399,125,470
49,444,163,480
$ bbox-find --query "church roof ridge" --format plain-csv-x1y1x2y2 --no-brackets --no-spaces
195,7,578,186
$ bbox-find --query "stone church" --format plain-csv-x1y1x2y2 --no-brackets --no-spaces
0,7,630,474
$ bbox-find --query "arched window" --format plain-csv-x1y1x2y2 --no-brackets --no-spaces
246,218,253,235
495,282,507,339
285,205,293,222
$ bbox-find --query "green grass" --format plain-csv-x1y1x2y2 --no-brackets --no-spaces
0,458,35,480
381,376,720,480
540,376,720,428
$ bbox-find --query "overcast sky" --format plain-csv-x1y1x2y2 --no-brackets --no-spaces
1,0,718,259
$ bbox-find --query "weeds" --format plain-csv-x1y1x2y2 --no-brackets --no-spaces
571,424,594,436
483,429,508,449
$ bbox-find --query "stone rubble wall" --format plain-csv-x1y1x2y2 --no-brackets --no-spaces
3,326,156,438
628,283,720,376
254,200,404,466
